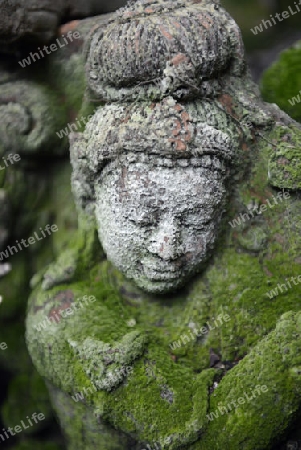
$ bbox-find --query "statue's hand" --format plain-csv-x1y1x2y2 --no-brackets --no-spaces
84,343,217,450
33,249,78,291
67,331,147,392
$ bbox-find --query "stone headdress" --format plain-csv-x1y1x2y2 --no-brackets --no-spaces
70,0,273,215
85,0,245,102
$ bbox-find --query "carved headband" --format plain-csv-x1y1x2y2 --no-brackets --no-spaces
70,97,241,213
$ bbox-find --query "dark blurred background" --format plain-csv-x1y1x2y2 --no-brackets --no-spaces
224,0,301,80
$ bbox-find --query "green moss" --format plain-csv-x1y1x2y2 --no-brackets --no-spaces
261,41,301,123
193,312,301,450
261,125,301,189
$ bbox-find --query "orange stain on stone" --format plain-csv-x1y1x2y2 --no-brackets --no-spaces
175,140,187,151
168,105,193,150
181,111,190,122
168,138,187,151
171,53,188,66
48,301,73,324
197,13,214,29
218,93,237,119
124,11,135,19
134,26,141,54
172,21,182,29
159,25,173,40
59,21,80,35
172,119,182,136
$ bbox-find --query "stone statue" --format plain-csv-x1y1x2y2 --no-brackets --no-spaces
26,1,301,449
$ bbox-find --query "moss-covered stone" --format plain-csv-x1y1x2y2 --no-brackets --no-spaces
264,125,301,190
0,74,68,157
23,5,301,450
26,136,301,448
261,41,301,123
193,312,301,450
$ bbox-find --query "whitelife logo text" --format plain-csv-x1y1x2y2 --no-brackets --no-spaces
18,31,81,68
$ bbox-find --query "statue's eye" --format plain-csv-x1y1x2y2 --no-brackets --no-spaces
128,210,158,226
183,210,211,228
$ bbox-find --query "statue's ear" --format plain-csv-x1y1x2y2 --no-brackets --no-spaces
69,132,96,215
264,124,301,190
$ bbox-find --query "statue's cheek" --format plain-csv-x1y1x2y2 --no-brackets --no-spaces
182,228,217,259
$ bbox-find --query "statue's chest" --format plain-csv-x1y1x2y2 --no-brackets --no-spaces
119,243,301,372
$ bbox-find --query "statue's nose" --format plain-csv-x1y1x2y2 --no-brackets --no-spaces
147,217,184,261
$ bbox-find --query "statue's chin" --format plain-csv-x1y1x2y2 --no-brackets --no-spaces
131,273,190,295
120,257,210,294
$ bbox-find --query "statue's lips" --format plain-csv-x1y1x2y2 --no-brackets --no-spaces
142,265,181,281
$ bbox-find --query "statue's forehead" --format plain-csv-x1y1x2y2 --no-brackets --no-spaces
105,162,219,183
100,163,224,207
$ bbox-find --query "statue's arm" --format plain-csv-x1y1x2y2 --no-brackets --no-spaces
193,311,301,450
25,278,215,449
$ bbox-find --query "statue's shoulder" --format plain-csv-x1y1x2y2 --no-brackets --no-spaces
26,256,122,331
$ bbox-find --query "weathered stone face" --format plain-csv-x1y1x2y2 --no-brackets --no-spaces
94,159,227,293
70,97,239,293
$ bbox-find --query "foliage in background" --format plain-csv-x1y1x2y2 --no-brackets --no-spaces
261,41,301,123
